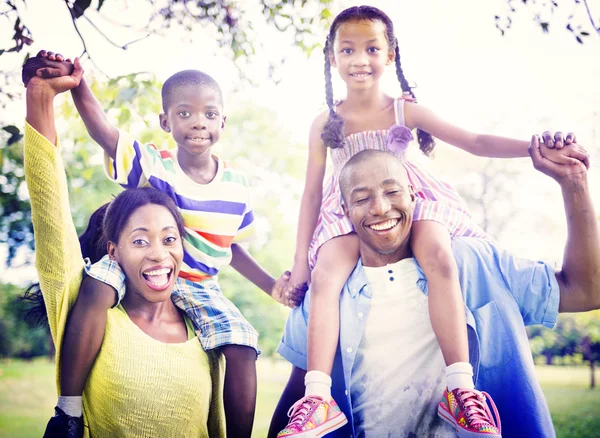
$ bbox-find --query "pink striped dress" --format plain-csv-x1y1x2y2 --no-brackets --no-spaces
308,98,488,269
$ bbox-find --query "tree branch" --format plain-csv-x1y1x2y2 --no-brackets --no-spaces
81,14,151,50
582,0,600,34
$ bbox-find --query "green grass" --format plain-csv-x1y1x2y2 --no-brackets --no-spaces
0,358,56,438
535,365,600,438
1,359,598,437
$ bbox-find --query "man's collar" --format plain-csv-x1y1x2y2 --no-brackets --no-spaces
346,257,427,298
347,258,369,298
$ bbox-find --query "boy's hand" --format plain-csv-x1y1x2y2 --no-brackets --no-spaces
539,131,590,169
22,50,75,87
272,271,308,308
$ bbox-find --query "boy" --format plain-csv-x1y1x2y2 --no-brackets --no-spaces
23,52,304,438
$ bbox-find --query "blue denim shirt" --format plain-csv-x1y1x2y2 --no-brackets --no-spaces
278,237,560,438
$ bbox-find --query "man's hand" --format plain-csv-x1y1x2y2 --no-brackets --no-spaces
23,50,75,87
272,271,308,308
529,135,588,184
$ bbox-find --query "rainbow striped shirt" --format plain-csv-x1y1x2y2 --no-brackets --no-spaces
104,131,255,282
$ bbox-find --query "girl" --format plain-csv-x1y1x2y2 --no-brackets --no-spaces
279,5,587,438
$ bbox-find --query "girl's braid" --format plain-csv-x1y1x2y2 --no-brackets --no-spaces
320,40,345,149
394,42,436,156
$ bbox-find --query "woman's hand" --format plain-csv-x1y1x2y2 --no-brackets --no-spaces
24,55,82,97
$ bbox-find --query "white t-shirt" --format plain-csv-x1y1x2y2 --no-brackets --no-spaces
350,258,453,437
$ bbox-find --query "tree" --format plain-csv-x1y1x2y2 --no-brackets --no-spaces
496,0,599,43
529,311,600,389
2,0,333,62
0,282,51,358
0,1,332,258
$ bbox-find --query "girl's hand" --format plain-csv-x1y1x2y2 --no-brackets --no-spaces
539,131,590,169
289,260,311,291
540,130,576,149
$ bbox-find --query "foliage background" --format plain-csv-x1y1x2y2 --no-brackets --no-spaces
1,0,600,435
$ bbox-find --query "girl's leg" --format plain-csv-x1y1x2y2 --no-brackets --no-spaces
410,221,471,386
412,222,502,436
307,234,359,378
278,235,358,437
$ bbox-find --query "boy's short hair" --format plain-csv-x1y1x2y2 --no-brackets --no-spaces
161,70,223,113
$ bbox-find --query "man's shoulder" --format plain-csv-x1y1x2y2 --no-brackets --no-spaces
451,237,498,263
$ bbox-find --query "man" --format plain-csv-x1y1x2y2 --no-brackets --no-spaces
268,137,599,438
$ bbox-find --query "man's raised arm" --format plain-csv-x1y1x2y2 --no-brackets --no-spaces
529,135,600,312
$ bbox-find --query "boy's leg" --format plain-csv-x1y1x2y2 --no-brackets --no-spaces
171,279,261,438
45,272,119,438
60,276,117,396
221,345,257,438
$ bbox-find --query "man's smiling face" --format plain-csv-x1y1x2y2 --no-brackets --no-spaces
341,151,415,267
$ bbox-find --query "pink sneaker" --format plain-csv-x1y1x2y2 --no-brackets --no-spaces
438,388,502,438
277,395,348,438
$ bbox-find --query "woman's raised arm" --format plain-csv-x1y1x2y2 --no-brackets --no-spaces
23,60,86,346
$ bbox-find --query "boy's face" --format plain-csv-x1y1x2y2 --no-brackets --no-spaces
159,85,225,158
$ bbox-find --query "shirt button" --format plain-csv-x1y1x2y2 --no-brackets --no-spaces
346,347,353,353
388,269,393,274
358,312,364,318
389,276,395,281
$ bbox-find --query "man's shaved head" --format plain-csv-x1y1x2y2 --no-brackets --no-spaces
339,149,409,204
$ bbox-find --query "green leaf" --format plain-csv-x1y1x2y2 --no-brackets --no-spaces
3,126,21,136
117,87,137,102
71,0,92,19
118,108,131,125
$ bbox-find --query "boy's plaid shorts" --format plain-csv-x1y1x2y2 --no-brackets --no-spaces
85,255,260,354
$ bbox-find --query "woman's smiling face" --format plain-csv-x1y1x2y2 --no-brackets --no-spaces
108,203,184,303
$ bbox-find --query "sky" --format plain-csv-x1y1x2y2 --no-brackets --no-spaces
1,0,600,281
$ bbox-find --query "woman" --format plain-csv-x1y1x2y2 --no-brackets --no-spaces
25,60,225,437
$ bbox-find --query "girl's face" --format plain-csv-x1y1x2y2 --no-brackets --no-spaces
331,19,394,91
108,203,184,304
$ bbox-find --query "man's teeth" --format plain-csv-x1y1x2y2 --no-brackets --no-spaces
369,219,398,231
